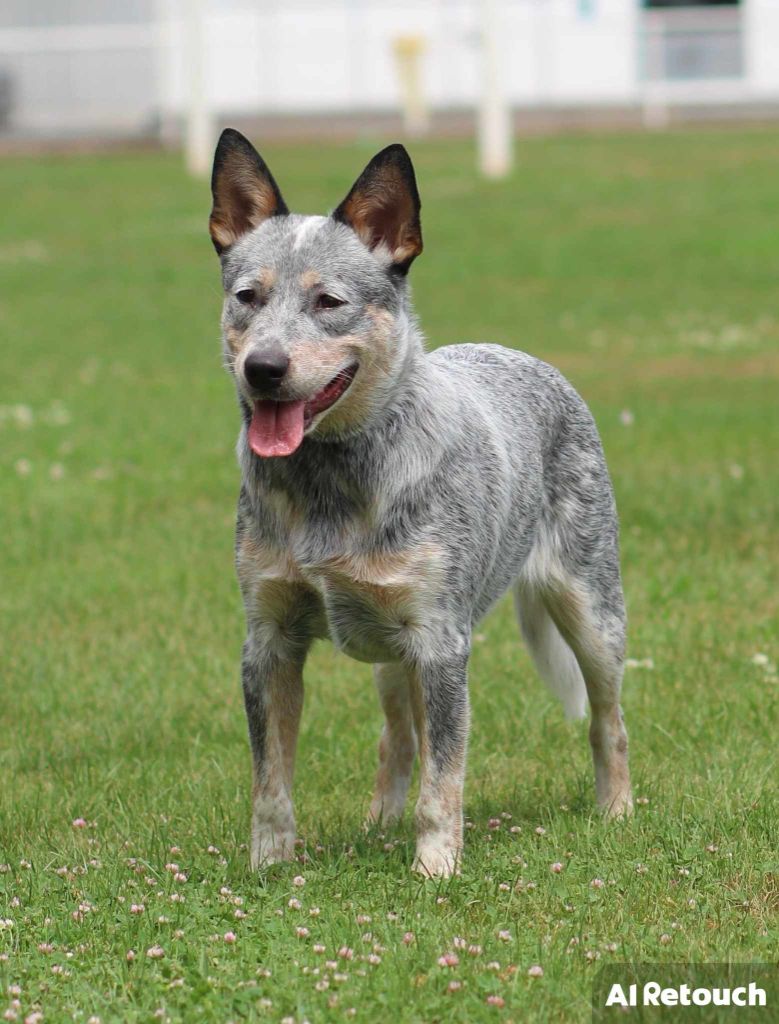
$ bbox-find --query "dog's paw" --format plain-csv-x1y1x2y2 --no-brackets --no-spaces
366,797,405,828
250,831,296,870
601,790,634,820
412,841,461,879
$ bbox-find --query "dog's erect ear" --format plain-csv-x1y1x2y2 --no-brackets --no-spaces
332,144,422,273
209,128,288,255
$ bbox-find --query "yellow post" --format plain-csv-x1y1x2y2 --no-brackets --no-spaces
393,35,430,136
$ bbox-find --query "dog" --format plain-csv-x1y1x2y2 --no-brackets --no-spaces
208,129,632,877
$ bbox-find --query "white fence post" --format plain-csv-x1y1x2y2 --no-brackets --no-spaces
183,0,212,178
477,0,513,179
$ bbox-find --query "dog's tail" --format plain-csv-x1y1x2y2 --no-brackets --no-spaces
513,585,588,721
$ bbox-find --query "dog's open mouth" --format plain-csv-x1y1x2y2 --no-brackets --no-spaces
247,363,358,458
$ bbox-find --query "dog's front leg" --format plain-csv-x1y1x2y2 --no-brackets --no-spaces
242,641,304,869
408,647,471,878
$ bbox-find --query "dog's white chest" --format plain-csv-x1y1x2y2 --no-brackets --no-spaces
298,543,445,663
238,526,445,663
296,548,427,659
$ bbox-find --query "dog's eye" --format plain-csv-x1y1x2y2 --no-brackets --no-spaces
235,289,256,305
316,294,346,311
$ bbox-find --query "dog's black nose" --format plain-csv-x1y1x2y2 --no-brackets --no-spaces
244,349,290,391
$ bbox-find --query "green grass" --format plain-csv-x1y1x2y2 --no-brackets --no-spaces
1,128,777,1023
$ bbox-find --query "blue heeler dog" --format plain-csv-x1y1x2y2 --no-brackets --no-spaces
209,129,632,877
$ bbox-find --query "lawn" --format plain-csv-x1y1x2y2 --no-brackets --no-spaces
0,127,777,1023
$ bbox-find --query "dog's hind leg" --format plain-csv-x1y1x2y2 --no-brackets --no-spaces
368,663,417,824
521,514,632,818
541,570,632,818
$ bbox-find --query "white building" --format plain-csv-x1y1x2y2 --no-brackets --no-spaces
1,0,778,138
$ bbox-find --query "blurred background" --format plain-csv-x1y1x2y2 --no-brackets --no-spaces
2,0,779,170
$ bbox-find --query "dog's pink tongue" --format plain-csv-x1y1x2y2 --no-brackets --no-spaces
248,400,305,457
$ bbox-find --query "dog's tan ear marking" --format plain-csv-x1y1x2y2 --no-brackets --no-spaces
209,128,288,255
332,144,422,274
